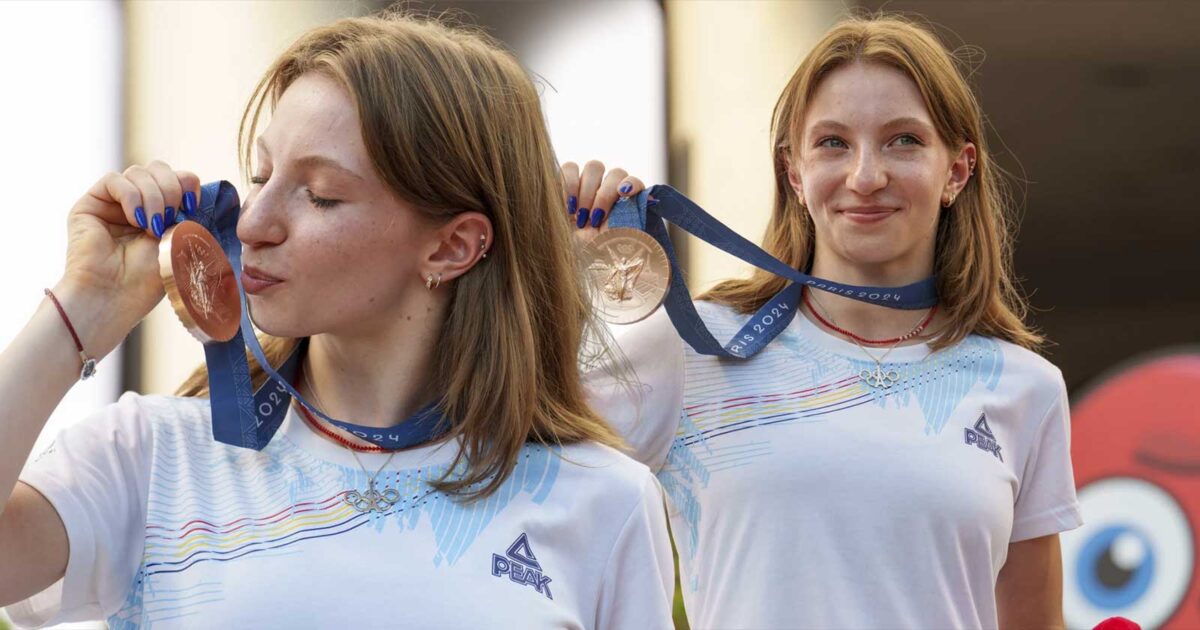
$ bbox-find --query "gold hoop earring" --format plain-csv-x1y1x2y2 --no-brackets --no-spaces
426,273,442,290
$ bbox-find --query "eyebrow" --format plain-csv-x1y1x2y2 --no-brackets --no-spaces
808,116,934,132
256,137,365,183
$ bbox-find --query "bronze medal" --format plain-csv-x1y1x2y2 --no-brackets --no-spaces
158,221,242,343
582,227,671,325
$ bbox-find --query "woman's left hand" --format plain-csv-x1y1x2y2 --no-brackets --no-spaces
560,160,646,236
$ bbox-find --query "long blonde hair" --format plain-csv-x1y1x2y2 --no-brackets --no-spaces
177,9,621,499
702,14,1041,351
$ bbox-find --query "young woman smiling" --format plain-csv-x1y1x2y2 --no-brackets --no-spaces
572,14,1081,630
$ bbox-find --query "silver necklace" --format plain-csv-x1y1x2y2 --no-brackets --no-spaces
302,367,401,514
806,292,931,390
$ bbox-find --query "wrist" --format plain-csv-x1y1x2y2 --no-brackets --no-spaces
47,278,132,363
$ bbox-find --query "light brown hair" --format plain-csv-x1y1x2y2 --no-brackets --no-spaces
177,9,621,499
702,13,1042,351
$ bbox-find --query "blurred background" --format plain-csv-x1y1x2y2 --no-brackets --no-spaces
1,1,1196,628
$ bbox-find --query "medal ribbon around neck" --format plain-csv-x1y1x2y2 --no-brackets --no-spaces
603,186,939,359
191,181,448,451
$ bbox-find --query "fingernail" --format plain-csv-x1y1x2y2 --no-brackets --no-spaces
567,195,577,216
647,197,659,207
183,191,197,215
590,208,606,228
164,207,175,226
134,206,147,229
576,207,589,229
151,214,165,238
619,183,632,195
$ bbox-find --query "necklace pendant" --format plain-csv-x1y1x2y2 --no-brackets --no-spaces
860,364,901,389
344,481,401,514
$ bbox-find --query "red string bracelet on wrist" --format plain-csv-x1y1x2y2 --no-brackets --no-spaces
44,288,97,380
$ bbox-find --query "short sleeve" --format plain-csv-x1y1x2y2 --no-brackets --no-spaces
594,474,675,630
1011,379,1084,542
583,308,685,472
4,392,153,627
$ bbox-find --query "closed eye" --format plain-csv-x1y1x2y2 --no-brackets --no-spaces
306,189,340,209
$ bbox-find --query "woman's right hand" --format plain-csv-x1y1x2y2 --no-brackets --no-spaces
59,161,201,351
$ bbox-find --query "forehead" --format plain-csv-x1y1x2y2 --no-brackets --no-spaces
804,62,933,130
260,73,362,154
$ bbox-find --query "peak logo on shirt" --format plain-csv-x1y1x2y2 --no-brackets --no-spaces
491,532,553,600
964,413,1003,462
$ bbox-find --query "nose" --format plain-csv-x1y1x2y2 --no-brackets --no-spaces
235,184,287,248
847,148,888,196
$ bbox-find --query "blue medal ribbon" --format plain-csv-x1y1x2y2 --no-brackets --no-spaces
606,185,939,359
193,181,447,451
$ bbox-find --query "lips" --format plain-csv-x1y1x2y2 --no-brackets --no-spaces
839,206,898,224
241,264,284,294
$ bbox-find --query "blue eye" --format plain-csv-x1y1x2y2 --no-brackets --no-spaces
894,134,922,146
817,137,847,149
1062,477,1192,629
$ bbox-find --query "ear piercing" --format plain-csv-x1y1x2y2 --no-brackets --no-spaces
425,273,442,290
480,234,488,259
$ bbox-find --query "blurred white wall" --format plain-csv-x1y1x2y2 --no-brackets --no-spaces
666,0,849,290
0,0,123,470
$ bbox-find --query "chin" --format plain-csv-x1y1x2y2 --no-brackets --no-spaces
245,297,312,339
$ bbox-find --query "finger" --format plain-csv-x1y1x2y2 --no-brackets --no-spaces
174,169,202,220
123,166,166,238
575,160,605,229
560,161,580,217
80,172,145,230
618,176,645,199
587,168,629,230
146,160,184,229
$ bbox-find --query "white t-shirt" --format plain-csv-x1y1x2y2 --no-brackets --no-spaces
6,393,674,629
586,302,1083,630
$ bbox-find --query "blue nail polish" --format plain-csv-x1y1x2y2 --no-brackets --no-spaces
590,208,606,228
164,206,175,226
567,195,577,216
619,183,632,195
647,197,659,207
152,214,165,238
183,191,197,215
576,207,589,229
134,206,147,229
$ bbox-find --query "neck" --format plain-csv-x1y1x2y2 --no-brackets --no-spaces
805,253,941,343
299,301,444,431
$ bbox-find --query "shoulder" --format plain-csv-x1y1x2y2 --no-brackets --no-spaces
990,336,1067,402
62,393,216,457
544,441,660,506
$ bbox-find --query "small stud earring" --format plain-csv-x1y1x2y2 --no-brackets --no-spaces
426,274,435,290
480,234,488,259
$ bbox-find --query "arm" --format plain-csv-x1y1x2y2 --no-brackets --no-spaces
594,475,676,630
1,163,198,607
0,282,130,607
996,534,1065,630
